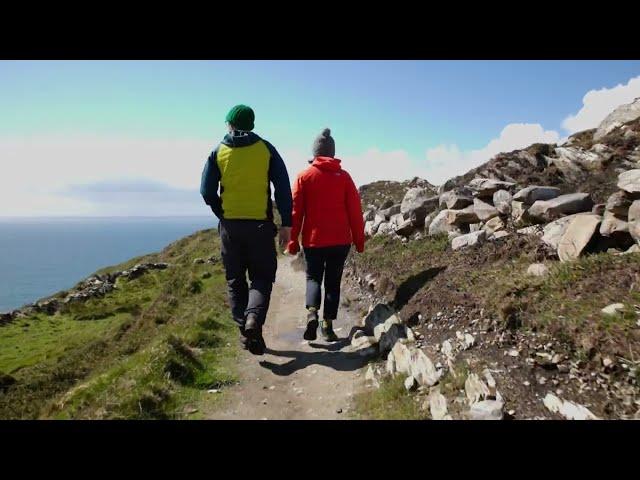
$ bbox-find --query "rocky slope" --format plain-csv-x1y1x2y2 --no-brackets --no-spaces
346,99,640,420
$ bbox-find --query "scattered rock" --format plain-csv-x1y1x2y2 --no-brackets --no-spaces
543,393,599,420
594,97,640,141
601,303,625,317
606,191,632,216
529,193,594,223
451,231,486,251
404,375,418,391
557,214,602,262
473,198,499,222
618,169,640,195
465,373,490,405
467,178,516,198
513,185,561,205
527,263,549,277
429,210,462,236
440,188,474,210
468,400,504,420
428,388,449,420
493,189,513,215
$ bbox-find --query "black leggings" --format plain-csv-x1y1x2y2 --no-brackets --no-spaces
303,245,351,320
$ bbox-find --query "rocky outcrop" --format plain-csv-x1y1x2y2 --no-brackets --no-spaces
594,97,640,141
1,262,171,323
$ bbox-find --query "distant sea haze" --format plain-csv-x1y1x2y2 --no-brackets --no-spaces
0,216,218,312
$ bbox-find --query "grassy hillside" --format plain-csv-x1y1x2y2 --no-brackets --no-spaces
0,229,239,420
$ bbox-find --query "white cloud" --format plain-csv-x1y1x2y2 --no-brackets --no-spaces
424,123,560,184
0,135,214,216
562,75,640,134
282,147,432,189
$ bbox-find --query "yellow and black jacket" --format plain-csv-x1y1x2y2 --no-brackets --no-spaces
200,131,292,226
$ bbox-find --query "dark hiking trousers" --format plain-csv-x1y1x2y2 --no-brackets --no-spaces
303,244,351,320
218,219,278,328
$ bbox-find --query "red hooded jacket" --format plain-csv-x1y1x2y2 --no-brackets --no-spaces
287,157,365,254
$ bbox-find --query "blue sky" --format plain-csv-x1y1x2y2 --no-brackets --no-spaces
1,60,640,216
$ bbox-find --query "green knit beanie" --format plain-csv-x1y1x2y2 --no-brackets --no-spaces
225,104,255,131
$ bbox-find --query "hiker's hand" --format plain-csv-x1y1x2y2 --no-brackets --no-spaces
287,240,300,255
279,227,292,250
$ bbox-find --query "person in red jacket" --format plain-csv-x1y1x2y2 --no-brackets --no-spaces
287,128,365,341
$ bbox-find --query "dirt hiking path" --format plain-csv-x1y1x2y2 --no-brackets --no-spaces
206,254,369,420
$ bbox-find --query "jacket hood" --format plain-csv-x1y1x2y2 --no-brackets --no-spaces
221,131,261,148
311,156,342,172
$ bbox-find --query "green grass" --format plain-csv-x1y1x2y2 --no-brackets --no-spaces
0,229,240,419
352,371,427,420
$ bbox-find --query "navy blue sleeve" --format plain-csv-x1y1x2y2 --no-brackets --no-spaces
265,141,293,227
200,148,223,219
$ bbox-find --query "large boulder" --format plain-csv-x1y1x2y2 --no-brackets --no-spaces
482,216,505,236
594,97,640,141
389,213,405,228
409,349,441,387
600,211,629,237
375,222,393,236
408,205,429,227
541,214,588,249
557,214,602,262
447,206,479,226
554,147,605,172
394,219,415,237
528,193,594,223
467,178,516,199
363,209,376,222
429,210,462,236
439,188,473,210
364,220,376,237
605,191,632,217
473,198,499,222
401,188,439,216
513,186,561,205
493,190,513,215
618,169,640,196
451,231,486,251
363,303,396,333
379,203,401,220
628,200,640,244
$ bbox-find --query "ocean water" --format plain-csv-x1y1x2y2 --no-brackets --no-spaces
0,216,217,312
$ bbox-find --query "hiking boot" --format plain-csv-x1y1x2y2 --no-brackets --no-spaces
239,326,249,350
244,313,265,355
320,319,339,342
303,308,319,341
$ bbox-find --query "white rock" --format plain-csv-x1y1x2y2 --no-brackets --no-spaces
629,200,640,245
429,209,463,237
410,349,441,387
618,169,640,195
465,373,490,405
363,303,396,332
373,313,402,342
493,189,513,215
482,216,505,235
428,388,449,420
601,303,625,317
483,369,496,389
404,375,418,391
451,231,487,251
447,206,480,226
463,333,475,350
541,213,590,249
594,98,640,141
599,211,629,237
529,193,594,223
467,178,516,198
558,214,602,262
473,198,500,222
441,340,454,359
527,263,549,277
513,185,561,205
468,400,504,420
491,231,511,241
543,393,599,420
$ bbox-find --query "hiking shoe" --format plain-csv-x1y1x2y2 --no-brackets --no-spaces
320,319,339,342
303,308,319,341
239,326,249,350
244,313,265,355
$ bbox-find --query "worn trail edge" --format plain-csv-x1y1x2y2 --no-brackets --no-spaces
206,255,367,420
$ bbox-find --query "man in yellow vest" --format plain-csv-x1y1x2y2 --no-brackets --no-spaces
200,105,292,355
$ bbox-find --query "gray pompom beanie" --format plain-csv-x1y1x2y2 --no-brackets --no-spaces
312,128,335,158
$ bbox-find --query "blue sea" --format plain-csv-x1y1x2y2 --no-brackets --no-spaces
0,217,218,312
